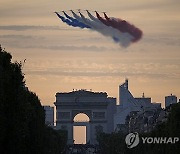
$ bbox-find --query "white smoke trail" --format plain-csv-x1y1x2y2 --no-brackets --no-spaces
88,12,135,46
71,11,134,47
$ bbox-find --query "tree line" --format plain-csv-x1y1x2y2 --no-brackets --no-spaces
0,45,67,154
97,103,180,154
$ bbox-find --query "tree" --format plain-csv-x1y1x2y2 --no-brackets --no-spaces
97,103,180,154
0,45,67,154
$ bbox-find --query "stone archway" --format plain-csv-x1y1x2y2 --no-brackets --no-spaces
54,89,116,144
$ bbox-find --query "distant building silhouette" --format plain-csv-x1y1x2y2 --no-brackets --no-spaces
43,106,54,127
165,94,177,108
49,79,178,144
114,79,161,132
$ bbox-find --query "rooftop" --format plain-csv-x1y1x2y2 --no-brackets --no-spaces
56,89,107,97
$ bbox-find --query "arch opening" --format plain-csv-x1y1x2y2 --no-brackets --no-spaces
73,113,90,144
73,113,90,122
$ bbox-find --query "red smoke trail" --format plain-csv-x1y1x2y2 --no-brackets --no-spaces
96,12,143,42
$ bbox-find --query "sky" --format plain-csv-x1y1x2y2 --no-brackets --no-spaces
0,0,180,109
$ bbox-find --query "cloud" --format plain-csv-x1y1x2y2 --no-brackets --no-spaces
143,34,180,46
0,35,44,40
0,25,80,31
25,69,179,80
15,44,117,52
111,0,180,12
23,59,180,80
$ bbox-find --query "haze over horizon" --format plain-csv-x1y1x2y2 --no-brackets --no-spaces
0,0,180,108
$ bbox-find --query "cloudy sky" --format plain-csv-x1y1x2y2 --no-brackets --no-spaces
0,0,180,108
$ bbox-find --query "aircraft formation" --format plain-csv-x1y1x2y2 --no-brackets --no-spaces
55,10,143,47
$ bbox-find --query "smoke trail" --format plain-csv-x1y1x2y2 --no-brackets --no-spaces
86,10,100,23
63,12,91,29
82,11,134,47
79,12,102,29
55,10,142,47
104,13,143,42
55,12,90,29
70,11,133,47
96,12,111,26
71,10,85,23
105,14,142,42
96,12,142,42
63,11,75,21
55,12,74,26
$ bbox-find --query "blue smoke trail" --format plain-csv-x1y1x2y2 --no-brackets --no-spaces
55,12,90,29
63,11,91,28
55,12,75,27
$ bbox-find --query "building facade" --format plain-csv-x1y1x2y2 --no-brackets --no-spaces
114,79,161,132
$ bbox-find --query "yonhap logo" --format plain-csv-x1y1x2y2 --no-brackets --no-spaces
125,132,179,149
125,132,140,148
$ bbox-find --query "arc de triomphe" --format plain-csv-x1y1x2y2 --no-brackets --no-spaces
54,89,116,144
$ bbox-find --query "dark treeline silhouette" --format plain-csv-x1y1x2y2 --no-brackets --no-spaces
97,104,180,154
0,45,67,154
